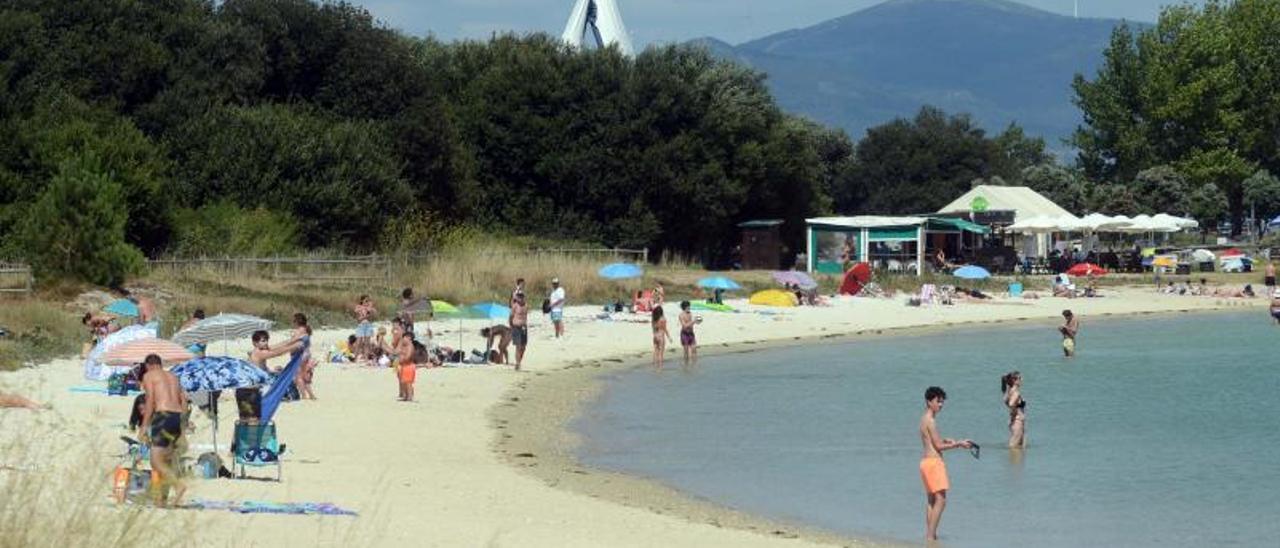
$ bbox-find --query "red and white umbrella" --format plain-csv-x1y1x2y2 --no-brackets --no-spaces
101,339,193,367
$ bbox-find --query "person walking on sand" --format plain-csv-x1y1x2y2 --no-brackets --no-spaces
1265,262,1276,294
652,305,672,370
549,278,566,338
678,301,698,366
1002,371,1026,448
394,322,417,401
1059,309,1079,357
919,386,974,542
510,291,529,371
140,353,188,507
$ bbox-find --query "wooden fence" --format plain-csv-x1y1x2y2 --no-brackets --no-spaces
0,263,33,295
145,248,649,285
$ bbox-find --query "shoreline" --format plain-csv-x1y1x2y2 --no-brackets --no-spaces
491,299,1262,548
2,287,1268,547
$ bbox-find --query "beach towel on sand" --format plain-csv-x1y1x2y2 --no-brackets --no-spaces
183,499,356,516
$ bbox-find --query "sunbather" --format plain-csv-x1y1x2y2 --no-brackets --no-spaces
0,391,43,410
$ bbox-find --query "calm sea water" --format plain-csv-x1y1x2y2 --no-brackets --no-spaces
572,312,1280,547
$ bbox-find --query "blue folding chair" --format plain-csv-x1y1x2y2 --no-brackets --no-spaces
231,422,283,481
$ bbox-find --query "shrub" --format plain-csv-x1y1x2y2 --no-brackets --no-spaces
170,202,300,257
17,155,143,286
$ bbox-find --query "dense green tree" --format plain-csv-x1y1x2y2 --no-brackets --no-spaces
1243,169,1280,220
839,107,1014,214
1132,166,1190,216
1073,0,1280,232
17,155,143,285
166,104,412,249
170,202,300,257
1020,164,1090,213
1187,182,1229,234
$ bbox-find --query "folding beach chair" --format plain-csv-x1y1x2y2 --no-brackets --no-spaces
919,284,937,306
231,422,283,481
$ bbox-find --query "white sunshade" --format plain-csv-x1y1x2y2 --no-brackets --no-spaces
1118,214,1181,233
1079,213,1131,231
1007,215,1081,233
1152,213,1198,229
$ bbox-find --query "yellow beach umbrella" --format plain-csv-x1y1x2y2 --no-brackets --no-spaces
749,289,798,307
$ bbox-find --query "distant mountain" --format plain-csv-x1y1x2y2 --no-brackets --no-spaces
693,0,1138,152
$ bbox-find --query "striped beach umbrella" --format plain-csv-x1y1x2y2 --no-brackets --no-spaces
172,313,274,347
101,339,193,367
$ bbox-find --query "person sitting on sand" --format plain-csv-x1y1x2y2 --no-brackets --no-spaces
919,386,974,542
1192,278,1210,296
1059,309,1079,357
1161,281,1177,295
139,353,187,507
480,325,511,364
651,306,672,370
178,309,207,357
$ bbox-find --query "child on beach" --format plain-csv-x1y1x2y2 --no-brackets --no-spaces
1059,309,1079,357
393,321,416,401
919,386,973,542
678,301,698,366
652,305,672,370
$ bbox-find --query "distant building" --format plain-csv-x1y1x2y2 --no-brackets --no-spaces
561,0,634,56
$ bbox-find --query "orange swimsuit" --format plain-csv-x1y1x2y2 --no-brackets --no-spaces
919,456,949,494
398,362,416,384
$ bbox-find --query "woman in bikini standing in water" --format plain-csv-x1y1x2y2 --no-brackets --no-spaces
1002,371,1026,448
651,305,672,370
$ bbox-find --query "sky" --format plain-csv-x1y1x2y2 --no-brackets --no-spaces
354,0,1208,47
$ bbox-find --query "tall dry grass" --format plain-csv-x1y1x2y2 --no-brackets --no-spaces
0,412,190,548
0,300,84,371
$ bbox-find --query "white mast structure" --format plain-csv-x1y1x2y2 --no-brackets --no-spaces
561,0,634,56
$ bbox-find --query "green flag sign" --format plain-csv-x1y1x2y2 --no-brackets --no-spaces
970,196,989,212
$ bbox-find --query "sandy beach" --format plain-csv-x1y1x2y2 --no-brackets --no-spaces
0,287,1267,547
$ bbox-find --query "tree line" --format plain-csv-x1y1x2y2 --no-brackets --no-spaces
1,0,1275,286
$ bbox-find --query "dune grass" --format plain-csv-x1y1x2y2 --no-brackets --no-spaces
0,413,190,548
0,299,85,371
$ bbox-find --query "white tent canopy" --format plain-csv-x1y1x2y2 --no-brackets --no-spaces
561,0,634,56
937,185,1075,221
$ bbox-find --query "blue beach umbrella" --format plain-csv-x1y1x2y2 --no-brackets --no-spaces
598,263,644,280
696,276,742,291
469,302,512,321
953,265,992,280
170,356,274,452
104,299,139,318
170,356,272,393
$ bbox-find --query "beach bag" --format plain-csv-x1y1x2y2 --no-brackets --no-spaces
541,299,552,314
107,372,128,396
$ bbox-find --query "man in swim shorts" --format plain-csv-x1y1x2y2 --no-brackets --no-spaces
1059,309,1079,357
140,353,188,507
919,386,973,542
510,291,529,371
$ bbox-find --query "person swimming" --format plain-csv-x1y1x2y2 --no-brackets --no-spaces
1002,371,1026,448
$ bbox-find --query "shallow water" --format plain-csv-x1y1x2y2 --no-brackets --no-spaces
573,311,1280,547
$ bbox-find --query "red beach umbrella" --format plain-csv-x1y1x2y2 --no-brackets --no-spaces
840,262,872,295
1066,263,1108,276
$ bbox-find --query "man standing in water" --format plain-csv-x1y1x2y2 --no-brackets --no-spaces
919,386,973,542
1059,309,1079,357
140,353,188,507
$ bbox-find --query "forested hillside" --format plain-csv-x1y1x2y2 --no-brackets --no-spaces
0,0,849,283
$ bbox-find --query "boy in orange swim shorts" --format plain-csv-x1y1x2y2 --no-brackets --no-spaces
394,324,417,402
918,386,973,542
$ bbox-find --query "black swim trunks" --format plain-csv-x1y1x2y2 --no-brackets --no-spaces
511,325,528,346
149,411,183,449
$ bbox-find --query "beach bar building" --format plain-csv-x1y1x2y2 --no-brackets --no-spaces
936,185,1076,258
804,216,989,275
